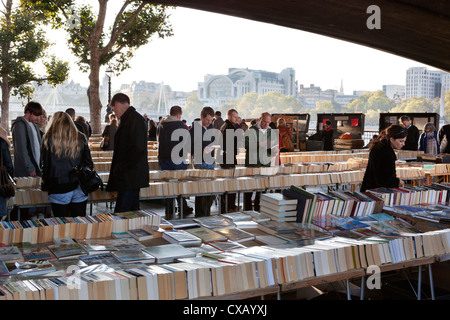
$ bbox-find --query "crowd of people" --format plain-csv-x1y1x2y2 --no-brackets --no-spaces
0,95,296,221
5,97,445,222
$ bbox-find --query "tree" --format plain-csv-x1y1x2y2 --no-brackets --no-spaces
183,93,204,123
344,90,394,113
391,96,436,113
0,0,69,130
26,0,173,133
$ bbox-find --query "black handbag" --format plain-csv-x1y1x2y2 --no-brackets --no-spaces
74,165,104,195
0,142,15,198
70,156,104,195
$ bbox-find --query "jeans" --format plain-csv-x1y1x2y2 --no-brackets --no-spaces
0,196,9,217
114,189,140,213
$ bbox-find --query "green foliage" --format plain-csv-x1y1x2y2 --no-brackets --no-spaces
183,93,204,121
391,96,436,113
0,1,69,98
344,90,394,113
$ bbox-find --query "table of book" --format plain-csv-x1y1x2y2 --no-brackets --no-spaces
1,203,449,301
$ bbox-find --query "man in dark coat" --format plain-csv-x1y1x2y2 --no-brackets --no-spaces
400,115,420,151
157,105,193,219
438,124,450,154
218,108,240,212
106,93,149,213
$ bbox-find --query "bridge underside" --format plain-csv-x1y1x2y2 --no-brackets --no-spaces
148,0,450,72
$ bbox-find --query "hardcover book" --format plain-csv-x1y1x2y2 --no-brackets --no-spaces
0,246,24,263
47,243,87,260
142,244,196,264
111,249,155,264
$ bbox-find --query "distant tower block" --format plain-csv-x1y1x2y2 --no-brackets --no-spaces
340,79,344,94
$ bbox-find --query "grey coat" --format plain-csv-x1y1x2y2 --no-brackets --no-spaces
11,116,42,177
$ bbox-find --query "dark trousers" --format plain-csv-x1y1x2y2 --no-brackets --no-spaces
243,191,261,212
159,159,192,218
195,195,215,217
114,189,140,213
51,201,88,218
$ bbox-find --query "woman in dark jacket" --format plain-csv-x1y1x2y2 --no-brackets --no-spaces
0,126,13,219
322,120,334,151
41,112,94,217
360,124,407,192
101,118,118,150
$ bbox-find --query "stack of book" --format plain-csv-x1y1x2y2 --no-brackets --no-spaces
142,243,196,264
259,193,298,222
162,230,202,247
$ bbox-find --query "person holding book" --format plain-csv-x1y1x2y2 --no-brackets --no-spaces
218,108,241,212
106,93,150,213
360,124,407,192
418,122,439,155
40,111,94,217
243,112,278,211
0,126,13,220
157,105,193,218
190,106,216,217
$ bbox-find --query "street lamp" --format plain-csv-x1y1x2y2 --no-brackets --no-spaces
105,67,114,123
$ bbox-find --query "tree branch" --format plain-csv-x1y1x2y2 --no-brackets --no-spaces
99,1,147,57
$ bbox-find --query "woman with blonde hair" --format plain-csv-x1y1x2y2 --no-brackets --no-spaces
41,111,94,217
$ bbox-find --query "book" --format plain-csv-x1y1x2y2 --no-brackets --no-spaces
185,226,228,243
111,249,156,264
162,229,202,247
169,218,199,230
21,247,57,262
76,238,144,254
0,246,24,263
255,235,289,246
9,260,56,277
193,215,236,229
214,227,255,243
260,193,298,205
335,217,371,230
142,244,196,264
79,253,122,266
0,260,9,276
47,243,87,260
53,237,75,244
222,212,253,222
205,240,247,252
127,228,154,241
256,220,297,235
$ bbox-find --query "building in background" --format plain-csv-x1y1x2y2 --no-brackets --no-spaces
197,67,297,108
405,67,447,100
383,84,406,104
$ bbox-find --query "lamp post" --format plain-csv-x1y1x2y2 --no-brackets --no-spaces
105,67,114,123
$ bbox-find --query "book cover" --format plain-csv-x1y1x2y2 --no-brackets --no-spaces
169,218,199,229
0,246,24,263
21,247,57,262
162,230,202,247
215,227,255,243
142,244,196,264
185,226,228,243
256,220,297,235
79,253,121,266
335,217,371,230
127,228,154,241
193,215,236,229
47,243,87,260
111,249,155,264
0,260,9,276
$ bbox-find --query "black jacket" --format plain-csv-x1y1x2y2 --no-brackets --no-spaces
438,124,450,154
402,124,420,151
40,133,93,194
322,128,334,151
157,116,188,161
219,119,239,168
360,139,400,192
189,121,215,165
106,107,149,191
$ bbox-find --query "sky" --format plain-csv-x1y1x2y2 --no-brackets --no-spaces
48,5,434,95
